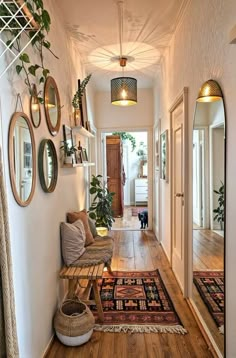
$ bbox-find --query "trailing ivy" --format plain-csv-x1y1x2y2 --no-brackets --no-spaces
72,74,92,109
0,0,58,102
112,132,136,151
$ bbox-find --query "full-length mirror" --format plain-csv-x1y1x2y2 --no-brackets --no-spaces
192,80,225,355
8,112,36,206
30,84,41,128
44,76,61,136
38,139,58,193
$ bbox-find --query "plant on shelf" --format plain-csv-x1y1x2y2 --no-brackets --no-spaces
60,141,77,164
136,141,147,160
112,132,136,151
0,0,58,102
88,175,115,229
213,181,225,230
72,74,92,109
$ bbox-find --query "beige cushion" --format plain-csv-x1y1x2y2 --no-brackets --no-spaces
67,209,95,246
61,219,86,266
88,217,98,238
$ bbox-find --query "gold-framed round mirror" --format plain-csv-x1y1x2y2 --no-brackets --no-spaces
30,84,41,128
44,76,61,136
38,139,58,193
8,112,36,206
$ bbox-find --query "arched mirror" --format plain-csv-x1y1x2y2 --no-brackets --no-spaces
38,139,58,193
44,76,61,136
30,84,41,128
192,80,225,355
8,112,36,206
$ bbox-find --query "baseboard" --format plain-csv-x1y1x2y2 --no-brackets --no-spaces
160,241,170,262
186,298,223,358
42,333,55,357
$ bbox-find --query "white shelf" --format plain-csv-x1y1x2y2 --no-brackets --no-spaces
62,162,95,168
72,125,95,138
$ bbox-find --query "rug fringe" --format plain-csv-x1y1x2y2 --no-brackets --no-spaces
94,324,187,335
219,325,224,335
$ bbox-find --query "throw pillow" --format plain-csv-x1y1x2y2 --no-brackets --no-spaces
60,219,86,266
67,209,95,246
88,217,98,238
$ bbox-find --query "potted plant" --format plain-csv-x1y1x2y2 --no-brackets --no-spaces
88,175,115,230
60,141,77,164
213,181,224,230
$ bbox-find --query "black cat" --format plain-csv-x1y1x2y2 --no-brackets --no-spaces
138,209,148,229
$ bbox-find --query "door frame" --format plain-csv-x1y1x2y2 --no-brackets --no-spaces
169,87,188,297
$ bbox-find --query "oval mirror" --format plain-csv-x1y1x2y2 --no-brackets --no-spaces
30,84,41,128
38,139,58,193
192,80,225,356
8,112,36,206
44,76,61,136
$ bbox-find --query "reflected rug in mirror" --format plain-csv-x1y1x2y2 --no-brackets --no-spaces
193,271,224,334
90,270,187,334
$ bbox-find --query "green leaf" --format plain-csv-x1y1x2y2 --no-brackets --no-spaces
43,69,50,78
90,187,97,194
39,76,45,83
43,40,51,49
28,65,36,76
16,65,22,75
38,97,44,104
89,212,96,220
19,53,30,63
42,9,51,32
26,2,33,12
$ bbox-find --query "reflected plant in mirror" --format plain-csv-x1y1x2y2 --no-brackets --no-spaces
192,80,225,355
8,112,36,206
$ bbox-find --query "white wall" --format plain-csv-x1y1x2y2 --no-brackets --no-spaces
0,0,95,356
157,1,236,356
95,89,153,129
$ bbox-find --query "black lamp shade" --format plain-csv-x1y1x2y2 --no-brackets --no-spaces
111,77,137,106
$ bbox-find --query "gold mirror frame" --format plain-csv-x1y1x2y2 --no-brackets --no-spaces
38,139,58,193
8,112,36,206
30,84,41,128
44,76,61,136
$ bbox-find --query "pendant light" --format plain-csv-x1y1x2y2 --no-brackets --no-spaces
111,1,137,106
196,79,223,103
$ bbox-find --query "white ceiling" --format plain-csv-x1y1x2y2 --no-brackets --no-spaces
57,0,189,91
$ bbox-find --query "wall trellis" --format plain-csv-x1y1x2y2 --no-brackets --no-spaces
0,0,40,78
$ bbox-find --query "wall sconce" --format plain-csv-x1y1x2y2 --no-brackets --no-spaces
196,79,223,103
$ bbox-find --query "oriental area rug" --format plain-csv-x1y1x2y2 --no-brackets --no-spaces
193,271,224,334
91,270,187,334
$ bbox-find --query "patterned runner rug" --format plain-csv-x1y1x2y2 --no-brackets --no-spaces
193,271,224,334
91,270,187,334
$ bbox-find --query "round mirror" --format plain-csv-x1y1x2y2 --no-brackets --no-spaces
8,112,36,206
38,139,58,193
30,84,41,128
192,80,225,355
44,76,61,136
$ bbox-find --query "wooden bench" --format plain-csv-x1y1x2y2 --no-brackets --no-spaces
60,263,105,322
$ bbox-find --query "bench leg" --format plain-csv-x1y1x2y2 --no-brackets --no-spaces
91,279,104,322
68,279,77,298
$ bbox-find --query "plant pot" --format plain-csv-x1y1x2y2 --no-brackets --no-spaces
65,154,75,164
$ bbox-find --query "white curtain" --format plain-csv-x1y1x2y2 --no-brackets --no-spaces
0,147,19,357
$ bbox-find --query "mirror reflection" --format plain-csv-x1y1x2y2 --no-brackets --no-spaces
30,84,41,128
192,81,225,355
9,112,36,206
44,76,61,136
38,139,58,193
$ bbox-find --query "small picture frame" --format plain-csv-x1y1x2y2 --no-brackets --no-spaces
81,148,88,162
76,149,83,164
160,130,168,182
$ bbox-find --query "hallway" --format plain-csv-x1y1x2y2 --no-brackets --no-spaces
46,230,213,358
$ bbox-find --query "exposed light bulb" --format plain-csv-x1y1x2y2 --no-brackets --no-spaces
31,103,39,111
121,89,127,99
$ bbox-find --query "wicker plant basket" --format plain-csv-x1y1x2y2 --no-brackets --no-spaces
54,299,95,346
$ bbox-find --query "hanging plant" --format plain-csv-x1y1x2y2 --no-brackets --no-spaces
112,132,136,151
0,0,58,102
72,74,92,109
213,181,224,230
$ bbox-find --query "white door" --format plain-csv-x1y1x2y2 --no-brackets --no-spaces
123,144,130,205
171,89,188,295
192,130,202,227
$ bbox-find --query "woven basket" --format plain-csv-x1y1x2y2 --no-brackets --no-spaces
54,299,95,346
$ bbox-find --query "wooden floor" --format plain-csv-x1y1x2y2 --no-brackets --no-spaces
192,229,224,354
112,206,146,230
46,231,213,358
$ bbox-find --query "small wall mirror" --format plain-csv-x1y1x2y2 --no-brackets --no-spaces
192,80,225,356
44,76,61,136
8,112,36,206
30,84,41,128
38,139,58,193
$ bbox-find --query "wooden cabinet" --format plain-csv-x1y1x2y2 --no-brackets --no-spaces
106,135,124,217
135,178,148,205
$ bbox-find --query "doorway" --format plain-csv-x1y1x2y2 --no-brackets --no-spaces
100,130,151,230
